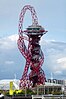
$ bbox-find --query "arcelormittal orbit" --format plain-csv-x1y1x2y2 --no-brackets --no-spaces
17,5,47,89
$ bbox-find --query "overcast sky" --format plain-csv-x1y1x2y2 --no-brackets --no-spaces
0,0,66,80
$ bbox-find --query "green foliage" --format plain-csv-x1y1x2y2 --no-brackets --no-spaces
52,91,62,95
13,90,25,96
3,90,9,96
51,98,54,99
5,88,36,96
26,88,36,95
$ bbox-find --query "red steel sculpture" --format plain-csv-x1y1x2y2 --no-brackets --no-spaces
17,5,47,89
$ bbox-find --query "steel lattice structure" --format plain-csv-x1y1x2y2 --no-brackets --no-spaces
17,5,47,88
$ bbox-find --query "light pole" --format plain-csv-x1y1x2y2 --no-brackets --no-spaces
37,84,38,95
44,84,45,95
62,86,64,99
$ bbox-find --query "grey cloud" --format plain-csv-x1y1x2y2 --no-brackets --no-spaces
0,34,66,80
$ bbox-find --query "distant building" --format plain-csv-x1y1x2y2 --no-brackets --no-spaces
47,79,64,85
0,79,19,90
63,80,66,95
0,79,66,95
33,82,62,95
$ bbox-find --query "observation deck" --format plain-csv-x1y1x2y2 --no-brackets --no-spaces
25,25,47,37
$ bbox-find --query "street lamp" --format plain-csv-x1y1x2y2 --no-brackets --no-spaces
62,86,64,99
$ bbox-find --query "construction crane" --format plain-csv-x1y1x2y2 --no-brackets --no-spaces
17,5,47,89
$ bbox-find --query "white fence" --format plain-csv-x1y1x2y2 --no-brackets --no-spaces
32,95,45,99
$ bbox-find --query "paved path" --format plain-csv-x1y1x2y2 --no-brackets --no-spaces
4,95,66,99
